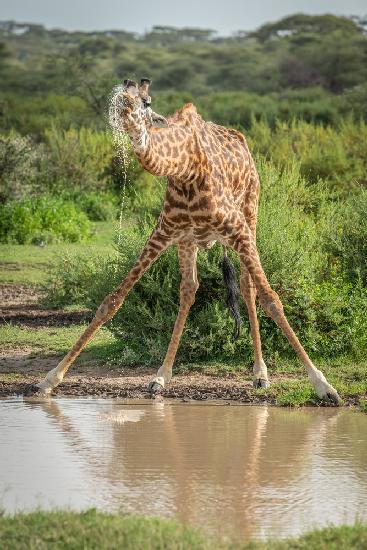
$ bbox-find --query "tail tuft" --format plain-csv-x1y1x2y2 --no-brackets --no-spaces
220,254,243,340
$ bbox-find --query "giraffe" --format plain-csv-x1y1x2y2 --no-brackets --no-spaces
34,78,341,404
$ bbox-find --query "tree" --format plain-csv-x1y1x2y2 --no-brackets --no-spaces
250,14,362,43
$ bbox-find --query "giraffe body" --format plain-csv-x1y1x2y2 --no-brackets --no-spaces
36,80,341,405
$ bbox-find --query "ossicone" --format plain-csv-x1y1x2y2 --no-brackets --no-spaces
123,79,138,88
139,78,151,92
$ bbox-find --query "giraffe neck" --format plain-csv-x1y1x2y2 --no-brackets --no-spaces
136,125,195,180
124,112,149,154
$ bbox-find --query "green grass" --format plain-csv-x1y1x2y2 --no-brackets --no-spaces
0,323,122,366
259,357,367,407
0,510,366,549
0,221,116,284
175,356,367,407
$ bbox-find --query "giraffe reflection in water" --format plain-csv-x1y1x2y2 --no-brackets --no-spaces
23,399,367,539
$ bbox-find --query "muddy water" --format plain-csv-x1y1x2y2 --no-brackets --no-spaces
1,398,367,539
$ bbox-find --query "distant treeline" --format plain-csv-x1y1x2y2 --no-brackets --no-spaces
0,14,367,134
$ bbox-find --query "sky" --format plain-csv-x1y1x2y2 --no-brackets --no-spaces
1,0,366,35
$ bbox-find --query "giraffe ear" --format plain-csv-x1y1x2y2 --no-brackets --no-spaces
123,79,138,89
140,78,151,93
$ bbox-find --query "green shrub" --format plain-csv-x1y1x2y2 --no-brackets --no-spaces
325,191,367,285
247,119,367,196
44,161,367,366
0,128,137,205
126,172,165,219
310,279,367,359
341,83,367,121
44,251,117,308
0,195,91,244
197,91,278,128
0,133,46,202
44,126,114,193
64,191,118,221
0,94,95,136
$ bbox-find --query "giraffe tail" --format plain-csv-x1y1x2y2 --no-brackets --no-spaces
220,251,243,340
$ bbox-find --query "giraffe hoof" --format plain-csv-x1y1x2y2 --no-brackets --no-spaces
148,381,164,396
309,370,342,406
23,383,44,397
253,378,270,389
325,391,342,406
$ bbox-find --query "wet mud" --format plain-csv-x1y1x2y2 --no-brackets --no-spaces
0,372,272,403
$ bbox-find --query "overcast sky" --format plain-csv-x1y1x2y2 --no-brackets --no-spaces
1,0,366,35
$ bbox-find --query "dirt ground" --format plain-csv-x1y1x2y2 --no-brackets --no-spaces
0,283,275,402
0,344,269,402
0,283,92,327
1,372,268,402
0,283,354,407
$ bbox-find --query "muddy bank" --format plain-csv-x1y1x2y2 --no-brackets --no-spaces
0,349,360,406
0,283,269,402
0,283,92,327
0,283,362,407
0,372,271,402
0,348,294,404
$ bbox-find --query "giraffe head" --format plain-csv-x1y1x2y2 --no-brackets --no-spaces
138,78,153,109
109,78,154,133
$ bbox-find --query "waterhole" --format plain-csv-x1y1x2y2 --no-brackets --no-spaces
1,398,366,539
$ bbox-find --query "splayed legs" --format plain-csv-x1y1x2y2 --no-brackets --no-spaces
229,223,340,404
36,230,172,395
149,242,199,394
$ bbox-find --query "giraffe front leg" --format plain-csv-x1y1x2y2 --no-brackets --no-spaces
149,242,199,395
228,225,341,405
240,267,269,389
32,230,172,396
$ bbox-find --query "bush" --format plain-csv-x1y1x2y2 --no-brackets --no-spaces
64,191,118,221
44,251,114,307
310,279,367,359
0,94,95,136
0,195,91,244
44,126,114,194
341,83,367,121
0,133,46,202
44,160,367,366
325,191,367,285
247,118,367,196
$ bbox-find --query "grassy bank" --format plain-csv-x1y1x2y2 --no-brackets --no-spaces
0,510,366,549
0,221,116,284
0,323,119,364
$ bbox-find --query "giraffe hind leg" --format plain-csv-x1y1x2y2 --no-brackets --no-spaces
258,283,340,403
231,226,341,405
240,266,269,388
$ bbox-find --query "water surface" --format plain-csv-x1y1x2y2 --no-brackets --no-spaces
1,397,367,539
